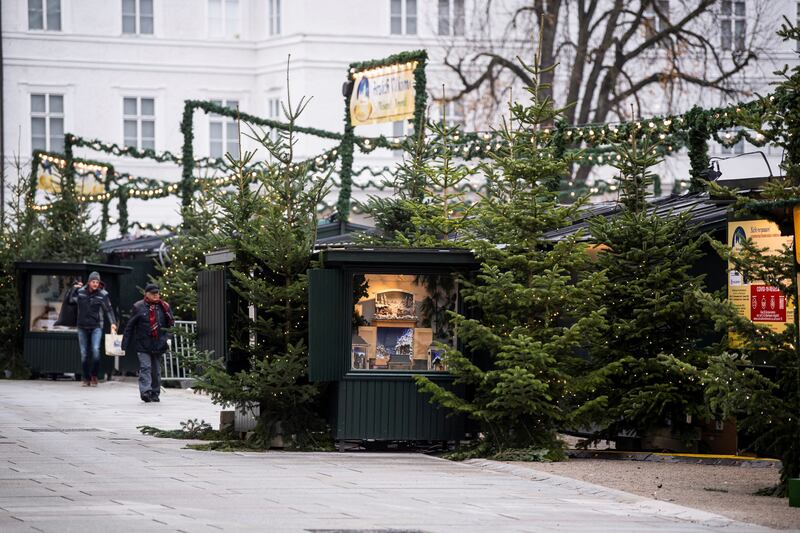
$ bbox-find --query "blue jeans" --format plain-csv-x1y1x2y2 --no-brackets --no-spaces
137,352,162,398
77,328,102,379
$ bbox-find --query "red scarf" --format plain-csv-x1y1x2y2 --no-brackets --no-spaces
146,298,173,338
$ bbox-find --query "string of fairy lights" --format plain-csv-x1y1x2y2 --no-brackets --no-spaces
28,95,773,232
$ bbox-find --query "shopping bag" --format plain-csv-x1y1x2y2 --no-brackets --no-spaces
104,334,125,356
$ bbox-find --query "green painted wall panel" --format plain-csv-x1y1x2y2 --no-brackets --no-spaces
335,376,465,441
24,333,115,377
308,269,352,382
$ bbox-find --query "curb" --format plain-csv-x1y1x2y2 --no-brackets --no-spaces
464,459,774,531
566,449,781,468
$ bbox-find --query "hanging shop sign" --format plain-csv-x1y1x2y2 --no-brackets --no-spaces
728,219,794,339
349,61,417,126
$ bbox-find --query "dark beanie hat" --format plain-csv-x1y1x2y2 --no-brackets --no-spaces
88,271,101,282
144,283,160,294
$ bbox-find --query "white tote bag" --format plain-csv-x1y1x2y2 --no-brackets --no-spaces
104,334,126,356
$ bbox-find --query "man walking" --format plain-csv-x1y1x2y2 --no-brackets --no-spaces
73,271,118,387
122,284,174,403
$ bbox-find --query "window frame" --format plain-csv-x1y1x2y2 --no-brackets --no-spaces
720,0,746,51
28,0,62,31
268,0,281,36
438,0,465,37
390,0,417,36
209,99,241,160
122,0,154,35
208,0,240,39
30,93,65,153
122,96,156,151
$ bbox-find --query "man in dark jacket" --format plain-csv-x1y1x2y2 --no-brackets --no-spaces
122,283,174,403
72,271,118,387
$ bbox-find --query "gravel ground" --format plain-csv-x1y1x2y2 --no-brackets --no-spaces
510,459,800,530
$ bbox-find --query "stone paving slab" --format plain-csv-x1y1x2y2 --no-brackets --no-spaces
0,379,777,532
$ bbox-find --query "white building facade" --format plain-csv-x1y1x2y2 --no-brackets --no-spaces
2,0,799,235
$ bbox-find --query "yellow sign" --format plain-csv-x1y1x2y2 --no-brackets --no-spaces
349,62,417,126
37,169,105,195
728,220,794,340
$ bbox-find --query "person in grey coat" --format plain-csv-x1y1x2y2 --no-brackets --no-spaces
72,271,118,387
121,283,174,403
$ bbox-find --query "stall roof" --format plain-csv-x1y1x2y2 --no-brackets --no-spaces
542,193,730,242
319,247,478,270
99,234,171,255
14,261,133,275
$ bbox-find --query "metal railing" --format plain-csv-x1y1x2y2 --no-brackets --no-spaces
162,320,197,381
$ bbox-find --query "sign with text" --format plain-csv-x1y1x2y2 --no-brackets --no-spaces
349,61,417,126
728,220,794,339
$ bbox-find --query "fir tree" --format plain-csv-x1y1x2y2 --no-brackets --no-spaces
700,18,800,495
571,135,718,448
187,78,332,449
416,58,607,456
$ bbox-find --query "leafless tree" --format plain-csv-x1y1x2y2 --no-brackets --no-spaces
439,0,778,131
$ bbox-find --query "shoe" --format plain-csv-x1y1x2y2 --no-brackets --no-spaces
90,376,98,387
81,380,90,387
140,392,151,403
150,395,160,403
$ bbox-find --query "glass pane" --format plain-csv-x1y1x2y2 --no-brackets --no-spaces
209,121,222,141
32,134,47,151
225,0,239,36
123,14,136,33
123,97,137,116
141,0,153,16
275,0,281,33
352,273,456,371
29,274,80,332
721,1,731,16
50,122,65,152
32,116,46,136
721,20,731,50
49,94,63,113
210,140,223,158
735,19,746,50
141,98,154,116
438,0,450,35
141,120,155,139
122,0,136,16
28,0,44,29
31,94,46,113
140,15,154,34
142,137,155,150
226,124,239,157
124,120,138,144
390,15,402,34
734,1,745,16
454,0,464,36
46,0,61,30
406,0,417,34
393,121,404,137
208,0,222,36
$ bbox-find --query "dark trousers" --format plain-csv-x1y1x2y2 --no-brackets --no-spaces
137,352,162,398
77,327,102,379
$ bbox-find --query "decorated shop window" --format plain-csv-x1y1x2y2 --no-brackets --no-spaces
352,273,456,371
29,274,81,333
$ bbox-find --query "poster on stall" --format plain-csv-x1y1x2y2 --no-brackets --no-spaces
349,61,417,126
728,219,794,343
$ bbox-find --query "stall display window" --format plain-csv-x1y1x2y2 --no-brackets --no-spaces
29,274,80,332
353,274,457,371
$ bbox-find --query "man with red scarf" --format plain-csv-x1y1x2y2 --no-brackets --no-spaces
122,283,174,403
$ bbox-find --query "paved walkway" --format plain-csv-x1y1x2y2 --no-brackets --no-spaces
0,380,772,532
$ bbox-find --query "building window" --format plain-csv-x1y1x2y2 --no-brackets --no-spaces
352,274,456,372
122,0,154,35
209,0,239,38
28,0,61,31
123,97,155,150
269,0,281,35
435,100,465,128
438,0,464,37
31,94,64,152
390,0,416,35
29,274,80,333
643,0,669,38
720,0,746,51
268,97,281,141
209,99,240,159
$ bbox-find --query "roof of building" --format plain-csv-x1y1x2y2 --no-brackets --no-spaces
542,193,730,242
99,234,171,254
